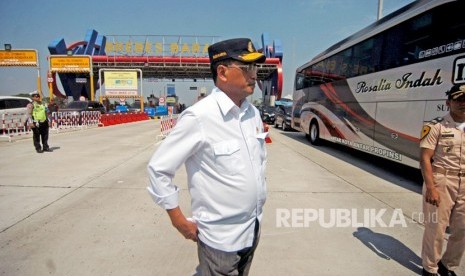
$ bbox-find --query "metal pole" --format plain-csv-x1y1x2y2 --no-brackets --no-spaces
90,56,94,101
139,69,144,111
36,50,42,97
378,0,383,20
37,68,42,97
90,72,95,101
48,71,54,101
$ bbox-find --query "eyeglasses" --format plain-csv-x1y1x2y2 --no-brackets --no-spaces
227,63,258,73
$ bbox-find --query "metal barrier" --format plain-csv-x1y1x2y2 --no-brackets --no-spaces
51,111,101,132
0,112,31,142
157,114,179,140
81,111,101,127
1,110,150,142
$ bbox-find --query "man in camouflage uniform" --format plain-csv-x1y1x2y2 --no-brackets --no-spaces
420,84,465,276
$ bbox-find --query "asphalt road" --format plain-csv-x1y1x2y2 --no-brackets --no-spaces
0,120,463,275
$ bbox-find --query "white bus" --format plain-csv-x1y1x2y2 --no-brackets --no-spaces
292,0,465,168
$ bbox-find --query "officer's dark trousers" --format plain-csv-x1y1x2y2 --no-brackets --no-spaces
32,121,49,151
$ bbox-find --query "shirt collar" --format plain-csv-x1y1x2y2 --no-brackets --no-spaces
212,87,251,116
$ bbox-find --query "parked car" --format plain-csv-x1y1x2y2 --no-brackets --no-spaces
128,102,142,112
274,97,293,107
0,96,32,112
60,101,106,115
274,105,293,131
0,96,32,132
60,101,106,124
258,105,276,124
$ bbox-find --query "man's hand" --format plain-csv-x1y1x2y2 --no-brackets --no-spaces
420,148,439,207
174,219,198,242
425,186,440,207
167,207,198,242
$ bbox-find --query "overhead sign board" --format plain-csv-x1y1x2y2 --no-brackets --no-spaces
105,35,218,57
49,56,91,73
0,50,38,67
104,71,139,96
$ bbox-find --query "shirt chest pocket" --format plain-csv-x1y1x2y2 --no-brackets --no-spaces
213,139,245,175
437,138,461,161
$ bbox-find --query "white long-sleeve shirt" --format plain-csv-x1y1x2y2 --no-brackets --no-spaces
147,87,267,252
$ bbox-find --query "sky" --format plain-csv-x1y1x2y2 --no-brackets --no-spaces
0,0,414,106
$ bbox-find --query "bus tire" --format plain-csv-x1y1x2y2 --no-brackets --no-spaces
307,121,320,145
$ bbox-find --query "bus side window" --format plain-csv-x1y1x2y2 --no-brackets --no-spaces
295,73,309,90
352,37,381,76
303,67,317,88
380,25,402,70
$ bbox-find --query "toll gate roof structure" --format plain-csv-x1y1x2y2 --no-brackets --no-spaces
91,56,281,81
48,30,283,100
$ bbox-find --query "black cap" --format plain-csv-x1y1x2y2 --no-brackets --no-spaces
446,84,465,100
208,38,266,64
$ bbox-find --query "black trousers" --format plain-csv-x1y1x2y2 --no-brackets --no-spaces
32,121,49,150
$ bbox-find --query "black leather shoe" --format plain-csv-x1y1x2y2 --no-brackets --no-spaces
43,148,52,152
438,261,457,276
36,149,43,153
423,268,438,276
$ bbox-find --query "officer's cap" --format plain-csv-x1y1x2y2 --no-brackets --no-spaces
446,84,465,100
208,38,266,64
29,91,40,97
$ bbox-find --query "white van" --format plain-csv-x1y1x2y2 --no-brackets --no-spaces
0,96,33,132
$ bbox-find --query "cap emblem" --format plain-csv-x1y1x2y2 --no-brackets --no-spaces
247,41,254,53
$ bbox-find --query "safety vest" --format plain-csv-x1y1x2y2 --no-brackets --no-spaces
32,102,47,122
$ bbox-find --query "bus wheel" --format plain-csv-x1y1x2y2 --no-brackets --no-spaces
307,121,320,145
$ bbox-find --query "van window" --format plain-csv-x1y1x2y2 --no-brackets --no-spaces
0,99,30,110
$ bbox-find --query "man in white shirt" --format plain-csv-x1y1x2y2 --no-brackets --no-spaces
147,38,267,275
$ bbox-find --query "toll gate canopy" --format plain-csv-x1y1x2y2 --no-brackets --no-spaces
91,56,280,81
48,31,283,100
